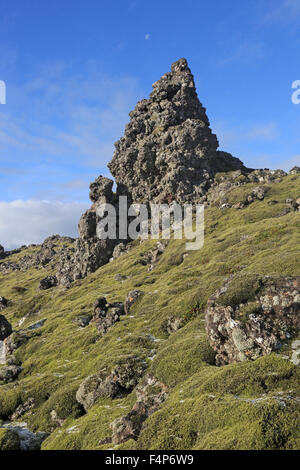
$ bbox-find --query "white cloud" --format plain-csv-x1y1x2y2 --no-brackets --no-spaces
145,33,150,40
0,200,88,250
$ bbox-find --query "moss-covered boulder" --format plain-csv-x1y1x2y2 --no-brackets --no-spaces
205,274,300,365
0,428,20,450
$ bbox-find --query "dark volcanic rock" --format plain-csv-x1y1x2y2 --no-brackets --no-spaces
0,245,5,260
76,356,147,411
38,275,58,290
0,296,9,311
56,177,126,285
0,314,12,340
0,365,22,383
205,274,300,365
108,58,246,204
110,373,168,444
92,297,125,337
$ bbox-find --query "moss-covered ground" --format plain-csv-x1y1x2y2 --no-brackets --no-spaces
0,173,300,450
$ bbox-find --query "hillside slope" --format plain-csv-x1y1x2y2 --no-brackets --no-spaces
1,171,300,450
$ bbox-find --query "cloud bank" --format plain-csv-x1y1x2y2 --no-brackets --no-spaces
0,199,88,250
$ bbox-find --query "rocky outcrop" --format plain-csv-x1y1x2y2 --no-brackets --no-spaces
53,58,249,286
108,58,246,205
76,356,147,411
110,374,168,444
56,176,128,286
0,236,75,274
205,274,300,365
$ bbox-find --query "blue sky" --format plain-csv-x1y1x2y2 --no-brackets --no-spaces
1,0,300,247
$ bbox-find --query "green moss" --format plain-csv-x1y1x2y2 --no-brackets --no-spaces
0,172,300,449
218,274,263,308
0,428,20,450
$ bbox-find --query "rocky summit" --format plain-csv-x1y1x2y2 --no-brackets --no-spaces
56,58,248,286
0,59,300,451
109,58,246,204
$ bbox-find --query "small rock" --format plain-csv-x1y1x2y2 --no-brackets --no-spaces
111,374,168,444
73,315,92,328
76,356,147,411
124,290,143,315
0,365,22,383
38,275,58,290
0,296,9,311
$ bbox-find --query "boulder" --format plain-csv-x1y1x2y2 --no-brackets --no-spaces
38,275,58,290
111,374,168,444
76,356,147,411
0,365,22,383
124,290,143,315
205,274,300,365
72,315,92,328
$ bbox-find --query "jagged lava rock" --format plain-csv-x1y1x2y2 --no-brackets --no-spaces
109,58,246,204
205,274,300,365
111,374,168,444
0,314,12,340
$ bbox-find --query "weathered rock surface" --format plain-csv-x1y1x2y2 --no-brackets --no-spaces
11,398,35,421
92,297,125,336
110,373,168,444
72,315,92,328
124,290,143,315
108,58,246,205
0,296,9,311
0,422,48,450
4,329,38,356
38,275,58,290
56,177,128,286
0,314,12,340
76,356,147,411
0,365,22,383
140,241,168,271
162,316,184,335
0,235,75,274
205,274,300,365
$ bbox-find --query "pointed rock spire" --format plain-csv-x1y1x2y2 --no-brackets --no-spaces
108,57,245,204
